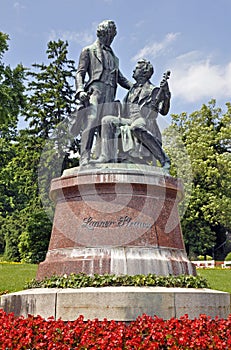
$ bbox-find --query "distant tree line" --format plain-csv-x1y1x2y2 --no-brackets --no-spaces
0,31,230,263
164,101,231,259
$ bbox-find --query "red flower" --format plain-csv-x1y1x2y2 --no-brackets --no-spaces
0,309,231,349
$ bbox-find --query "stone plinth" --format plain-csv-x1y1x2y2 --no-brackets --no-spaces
37,164,196,279
1,287,230,321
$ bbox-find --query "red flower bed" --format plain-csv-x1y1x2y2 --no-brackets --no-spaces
0,309,231,349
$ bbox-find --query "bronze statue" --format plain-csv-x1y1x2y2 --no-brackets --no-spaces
92,59,171,171
73,20,131,166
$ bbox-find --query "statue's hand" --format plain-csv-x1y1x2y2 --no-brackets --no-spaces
160,79,169,92
78,91,89,102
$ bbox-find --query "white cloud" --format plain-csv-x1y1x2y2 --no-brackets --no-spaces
170,52,231,103
135,20,146,28
13,2,26,10
132,32,180,62
48,30,93,46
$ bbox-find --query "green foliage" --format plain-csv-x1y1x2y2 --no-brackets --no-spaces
0,32,27,259
165,100,231,258
23,39,79,226
0,37,77,263
25,39,76,138
0,135,48,262
18,207,52,263
196,255,213,261
25,273,209,290
206,255,213,261
0,32,26,135
1,139,52,262
224,252,231,261
2,211,23,261
0,32,9,57
197,255,205,261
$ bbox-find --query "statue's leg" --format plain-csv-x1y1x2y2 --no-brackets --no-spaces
80,85,105,165
93,115,121,163
80,103,98,165
132,127,170,169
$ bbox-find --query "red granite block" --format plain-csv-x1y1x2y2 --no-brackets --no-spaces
37,166,195,279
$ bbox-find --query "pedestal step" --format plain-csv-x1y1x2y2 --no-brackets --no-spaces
1,287,230,321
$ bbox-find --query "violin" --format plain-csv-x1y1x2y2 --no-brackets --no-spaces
152,70,171,112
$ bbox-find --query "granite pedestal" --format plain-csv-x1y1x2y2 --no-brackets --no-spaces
37,164,196,279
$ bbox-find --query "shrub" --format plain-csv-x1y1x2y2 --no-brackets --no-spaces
25,273,209,290
197,255,213,261
225,252,231,261
18,209,52,264
197,255,204,261
206,255,213,260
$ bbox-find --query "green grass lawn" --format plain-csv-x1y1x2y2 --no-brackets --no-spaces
197,268,231,294
0,262,38,294
0,263,231,295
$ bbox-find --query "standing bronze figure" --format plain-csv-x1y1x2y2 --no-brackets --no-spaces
75,20,131,166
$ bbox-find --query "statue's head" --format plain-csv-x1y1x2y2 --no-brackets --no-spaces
97,20,117,46
133,59,154,83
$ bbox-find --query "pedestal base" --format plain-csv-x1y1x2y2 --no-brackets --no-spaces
37,164,196,279
38,247,195,278
1,287,230,321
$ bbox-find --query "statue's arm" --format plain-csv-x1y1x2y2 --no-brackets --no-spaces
159,90,171,116
75,48,90,97
156,75,171,116
118,70,132,90
151,84,171,116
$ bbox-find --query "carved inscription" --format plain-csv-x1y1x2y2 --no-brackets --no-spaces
82,216,152,231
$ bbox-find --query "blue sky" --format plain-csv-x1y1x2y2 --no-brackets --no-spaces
1,0,231,117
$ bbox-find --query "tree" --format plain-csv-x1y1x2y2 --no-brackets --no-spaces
0,32,26,137
25,39,76,138
0,133,45,260
2,39,78,262
25,39,79,213
0,32,26,254
18,203,52,263
164,100,231,259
